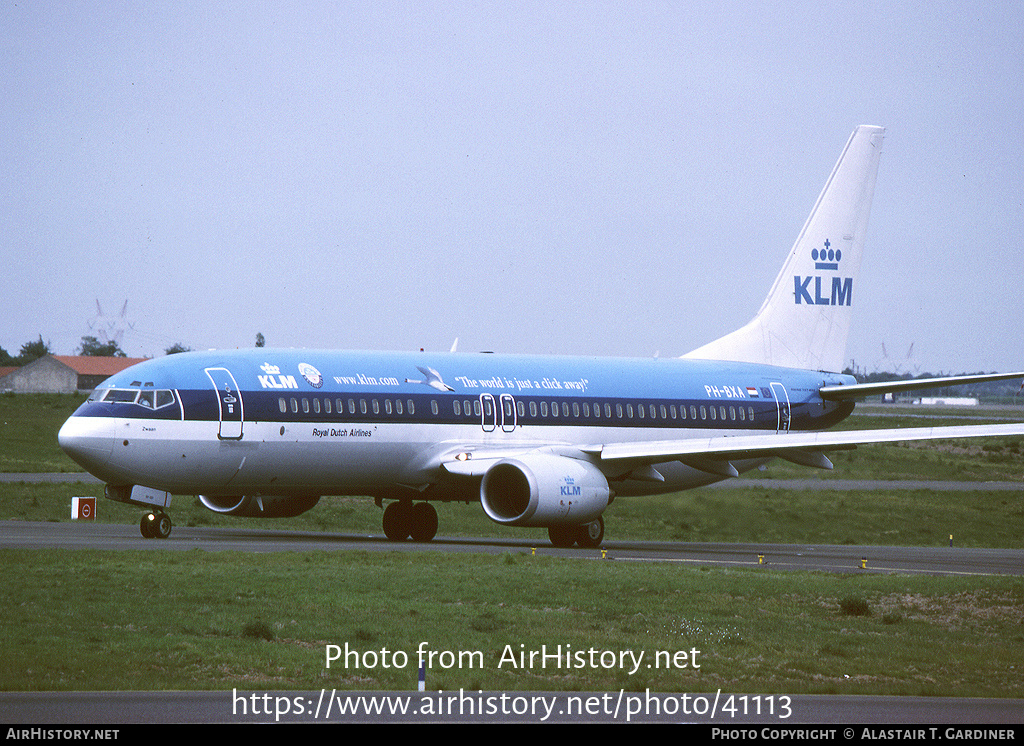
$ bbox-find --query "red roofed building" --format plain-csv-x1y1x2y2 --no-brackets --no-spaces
0,355,148,393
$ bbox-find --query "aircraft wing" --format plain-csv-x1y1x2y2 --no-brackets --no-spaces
441,423,1024,480
820,371,1024,400
585,422,1024,475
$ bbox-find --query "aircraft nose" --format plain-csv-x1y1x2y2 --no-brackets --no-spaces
58,415,116,478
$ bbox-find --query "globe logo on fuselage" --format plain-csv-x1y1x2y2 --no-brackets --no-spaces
299,363,324,389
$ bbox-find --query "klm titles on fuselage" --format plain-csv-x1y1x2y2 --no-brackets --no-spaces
259,362,299,390
794,239,852,306
259,373,299,389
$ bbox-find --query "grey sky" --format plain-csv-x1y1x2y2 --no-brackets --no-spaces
4,2,1022,375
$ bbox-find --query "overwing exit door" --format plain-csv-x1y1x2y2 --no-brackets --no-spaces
480,393,518,433
205,367,244,440
480,393,496,432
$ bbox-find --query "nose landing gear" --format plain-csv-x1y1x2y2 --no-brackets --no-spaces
103,484,174,539
140,511,172,539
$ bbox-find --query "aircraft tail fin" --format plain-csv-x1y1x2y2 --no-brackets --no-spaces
683,125,885,372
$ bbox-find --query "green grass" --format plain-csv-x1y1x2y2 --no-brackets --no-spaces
2,548,1022,695
0,393,86,472
744,438,1024,483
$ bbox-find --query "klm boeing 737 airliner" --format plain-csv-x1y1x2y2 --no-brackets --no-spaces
58,126,1024,544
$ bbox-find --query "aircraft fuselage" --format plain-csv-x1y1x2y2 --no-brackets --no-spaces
58,348,856,500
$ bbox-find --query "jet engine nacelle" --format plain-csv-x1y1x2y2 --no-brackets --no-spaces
199,494,320,518
480,454,610,527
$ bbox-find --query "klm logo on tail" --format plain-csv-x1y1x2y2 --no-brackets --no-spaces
794,239,852,306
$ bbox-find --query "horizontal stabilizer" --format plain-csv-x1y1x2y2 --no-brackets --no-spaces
820,371,1024,401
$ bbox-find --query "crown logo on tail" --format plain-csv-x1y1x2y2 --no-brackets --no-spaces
812,238,841,270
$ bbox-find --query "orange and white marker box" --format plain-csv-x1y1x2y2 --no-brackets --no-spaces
71,496,96,520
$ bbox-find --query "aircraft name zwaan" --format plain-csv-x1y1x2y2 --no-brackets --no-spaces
58,126,1024,545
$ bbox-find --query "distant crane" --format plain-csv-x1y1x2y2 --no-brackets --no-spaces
87,300,135,346
874,342,921,376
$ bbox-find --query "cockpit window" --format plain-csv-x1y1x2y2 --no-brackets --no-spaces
97,388,177,409
104,389,140,404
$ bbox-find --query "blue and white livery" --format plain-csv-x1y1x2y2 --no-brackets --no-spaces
58,126,1024,545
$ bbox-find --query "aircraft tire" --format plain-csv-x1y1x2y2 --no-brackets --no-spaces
408,502,438,542
140,513,155,538
573,517,602,548
547,525,576,548
382,501,412,541
576,516,605,548
154,512,172,539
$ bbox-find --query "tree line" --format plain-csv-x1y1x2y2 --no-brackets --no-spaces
1,333,267,367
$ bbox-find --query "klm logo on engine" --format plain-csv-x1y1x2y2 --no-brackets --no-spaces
560,476,581,497
794,239,852,306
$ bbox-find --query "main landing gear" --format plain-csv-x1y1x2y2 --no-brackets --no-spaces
548,516,604,548
140,510,172,539
382,500,439,542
